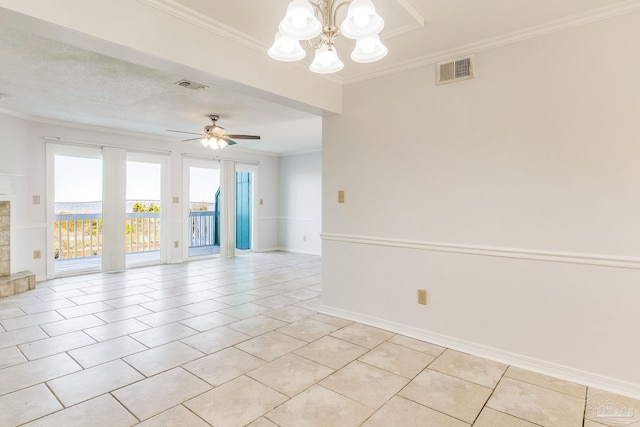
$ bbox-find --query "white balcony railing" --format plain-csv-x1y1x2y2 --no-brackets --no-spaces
54,209,218,262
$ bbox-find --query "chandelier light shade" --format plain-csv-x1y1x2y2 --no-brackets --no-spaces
351,35,387,63
269,0,387,74
340,0,384,39
310,45,344,74
268,32,307,61
279,0,323,40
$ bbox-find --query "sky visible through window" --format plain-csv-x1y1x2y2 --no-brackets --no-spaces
55,156,219,204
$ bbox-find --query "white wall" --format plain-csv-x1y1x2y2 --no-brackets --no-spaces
278,152,322,255
255,155,280,253
322,12,640,397
0,113,281,279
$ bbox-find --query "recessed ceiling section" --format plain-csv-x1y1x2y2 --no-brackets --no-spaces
155,0,640,82
145,0,427,75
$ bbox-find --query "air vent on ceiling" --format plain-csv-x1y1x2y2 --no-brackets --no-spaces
436,55,474,85
175,79,209,91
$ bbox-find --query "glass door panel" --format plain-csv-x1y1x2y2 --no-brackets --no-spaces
188,166,220,258
126,159,162,267
53,154,102,275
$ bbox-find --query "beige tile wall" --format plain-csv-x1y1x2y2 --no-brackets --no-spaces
0,201,9,277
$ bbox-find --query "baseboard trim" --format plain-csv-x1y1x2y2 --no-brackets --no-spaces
321,233,640,270
319,304,640,400
279,247,321,256
254,246,282,253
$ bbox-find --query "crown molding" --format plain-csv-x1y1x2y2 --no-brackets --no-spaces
137,0,268,52
343,0,640,85
0,108,178,142
279,148,322,157
138,0,640,86
381,0,425,39
136,0,344,85
136,0,425,86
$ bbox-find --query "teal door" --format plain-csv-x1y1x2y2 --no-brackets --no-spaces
214,188,220,246
235,172,251,250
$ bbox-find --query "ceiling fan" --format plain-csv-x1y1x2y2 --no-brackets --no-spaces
167,115,261,149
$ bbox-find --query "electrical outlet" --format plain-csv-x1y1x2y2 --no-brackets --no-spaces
32,195,40,205
417,289,427,305
172,196,179,204
33,250,41,259
260,199,264,205
174,241,179,248
338,190,345,203
303,235,307,242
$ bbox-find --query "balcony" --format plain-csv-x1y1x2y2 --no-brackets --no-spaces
53,206,219,274
188,210,219,257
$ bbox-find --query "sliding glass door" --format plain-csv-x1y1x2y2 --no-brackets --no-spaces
126,156,163,267
52,150,103,275
187,163,221,258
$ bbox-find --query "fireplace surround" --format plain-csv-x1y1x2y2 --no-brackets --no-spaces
0,178,36,299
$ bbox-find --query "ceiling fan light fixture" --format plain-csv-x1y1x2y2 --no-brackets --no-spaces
268,32,306,62
169,115,260,149
310,45,344,74
351,35,388,63
340,0,384,40
279,0,322,40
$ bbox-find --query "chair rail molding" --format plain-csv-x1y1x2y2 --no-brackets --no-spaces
320,233,640,270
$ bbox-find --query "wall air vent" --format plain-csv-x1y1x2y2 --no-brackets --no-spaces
175,79,209,91
436,55,474,85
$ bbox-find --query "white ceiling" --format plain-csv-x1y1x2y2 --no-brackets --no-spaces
0,0,637,154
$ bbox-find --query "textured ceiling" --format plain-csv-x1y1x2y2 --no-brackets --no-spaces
0,25,322,155
0,0,638,154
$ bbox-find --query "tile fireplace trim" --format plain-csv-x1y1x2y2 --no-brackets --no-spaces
0,195,17,276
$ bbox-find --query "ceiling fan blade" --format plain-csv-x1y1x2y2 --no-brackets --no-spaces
167,130,203,136
225,134,261,140
223,138,237,145
181,137,203,142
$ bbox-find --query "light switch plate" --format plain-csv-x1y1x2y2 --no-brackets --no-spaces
338,190,345,204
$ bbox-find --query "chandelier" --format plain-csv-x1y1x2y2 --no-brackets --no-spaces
268,0,387,74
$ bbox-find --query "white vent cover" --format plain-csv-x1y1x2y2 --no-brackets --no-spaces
436,55,474,85
175,79,209,91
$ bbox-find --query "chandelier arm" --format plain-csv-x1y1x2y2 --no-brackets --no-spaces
332,0,352,28
305,38,324,49
308,1,322,18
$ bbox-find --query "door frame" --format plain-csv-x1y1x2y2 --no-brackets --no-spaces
46,143,103,279
235,164,259,253
125,152,169,267
182,158,221,260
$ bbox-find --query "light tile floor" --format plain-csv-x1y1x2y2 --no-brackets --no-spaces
0,252,638,426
